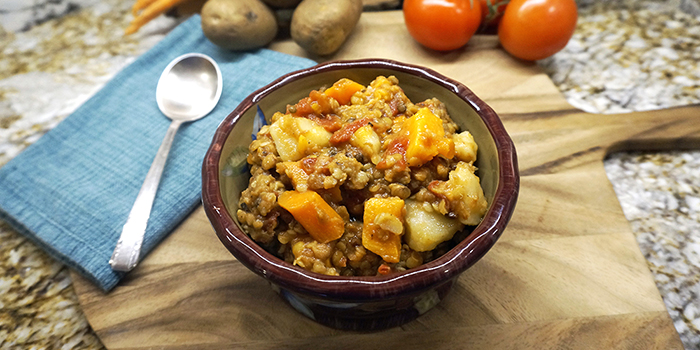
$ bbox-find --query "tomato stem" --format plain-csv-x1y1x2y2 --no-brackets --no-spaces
486,0,509,21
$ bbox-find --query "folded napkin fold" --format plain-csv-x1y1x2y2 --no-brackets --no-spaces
0,15,316,291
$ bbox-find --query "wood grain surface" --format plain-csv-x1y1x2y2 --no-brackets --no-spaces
72,11,698,349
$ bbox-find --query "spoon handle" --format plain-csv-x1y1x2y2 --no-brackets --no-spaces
110,119,183,272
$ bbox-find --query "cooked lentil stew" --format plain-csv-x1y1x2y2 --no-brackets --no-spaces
237,76,488,276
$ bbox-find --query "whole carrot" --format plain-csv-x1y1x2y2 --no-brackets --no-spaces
125,0,189,35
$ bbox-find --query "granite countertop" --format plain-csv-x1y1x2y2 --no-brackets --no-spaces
1,0,699,348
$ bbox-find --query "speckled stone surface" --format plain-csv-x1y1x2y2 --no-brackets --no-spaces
1,1,177,348
1,0,699,349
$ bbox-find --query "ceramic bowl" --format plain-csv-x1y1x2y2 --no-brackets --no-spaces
202,58,519,331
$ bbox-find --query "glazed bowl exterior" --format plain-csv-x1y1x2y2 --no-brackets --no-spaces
202,59,519,331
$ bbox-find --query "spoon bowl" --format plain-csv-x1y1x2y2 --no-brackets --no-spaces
110,53,222,272
157,54,223,121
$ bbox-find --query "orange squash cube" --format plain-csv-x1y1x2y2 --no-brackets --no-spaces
324,78,365,105
362,197,406,263
278,190,345,243
404,108,455,167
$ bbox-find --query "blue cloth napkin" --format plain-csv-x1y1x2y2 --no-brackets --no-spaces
0,15,316,291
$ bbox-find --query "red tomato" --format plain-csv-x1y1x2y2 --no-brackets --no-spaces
479,0,508,27
498,0,578,60
403,0,482,52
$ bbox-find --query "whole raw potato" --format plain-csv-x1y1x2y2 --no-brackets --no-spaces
290,0,363,55
201,0,278,51
261,0,302,8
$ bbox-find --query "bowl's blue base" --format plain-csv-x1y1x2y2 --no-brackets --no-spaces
272,278,456,331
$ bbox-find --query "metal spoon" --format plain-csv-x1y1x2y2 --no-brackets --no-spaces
109,53,223,272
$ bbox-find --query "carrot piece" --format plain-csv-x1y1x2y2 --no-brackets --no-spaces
404,108,455,167
278,190,345,243
362,197,405,263
125,0,188,35
132,0,158,16
324,78,365,105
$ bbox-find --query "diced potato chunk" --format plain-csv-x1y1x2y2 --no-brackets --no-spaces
278,190,345,243
404,108,454,167
453,131,478,164
429,162,488,225
269,114,332,161
350,125,381,164
404,199,464,252
362,197,405,263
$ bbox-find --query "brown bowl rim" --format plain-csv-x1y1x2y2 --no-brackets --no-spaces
202,58,519,301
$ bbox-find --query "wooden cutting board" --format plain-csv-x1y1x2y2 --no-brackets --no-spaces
72,11,698,349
